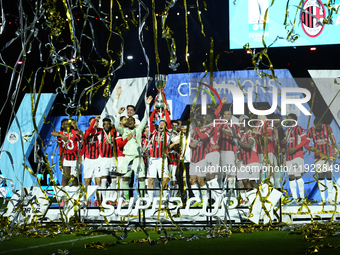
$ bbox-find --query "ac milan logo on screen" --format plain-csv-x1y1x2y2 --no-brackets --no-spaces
301,0,326,37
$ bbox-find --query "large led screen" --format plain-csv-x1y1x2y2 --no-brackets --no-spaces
229,0,340,49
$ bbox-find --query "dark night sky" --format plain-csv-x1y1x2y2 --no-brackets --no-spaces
0,0,340,145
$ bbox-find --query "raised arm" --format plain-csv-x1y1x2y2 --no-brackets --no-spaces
51,131,68,142
165,108,172,130
214,97,227,119
115,107,125,135
149,108,156,133
113,86,122,118
83,116,100,141
138,96,153,132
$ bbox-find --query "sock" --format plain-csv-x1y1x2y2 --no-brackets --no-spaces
170,184,179,197
83,185,88,201
237,180,245,200
318,179,326,201
297,178,305,198
228,177,236,189
228,177,236,197
154,179,160,197
207,178,220,201
62,186,69,202
217,176,223,187
122,181,129,201
110,178,117,189
145,179,149,188
101,179,108,200
94,185,101,203
289,180,298,199
246,189,257,202
147,190,154,199
191,184,200,200
139,180,146,197
326,180,333,201
163,190,170,200
274,171,281,189
119,179,123,198
201,185,208,200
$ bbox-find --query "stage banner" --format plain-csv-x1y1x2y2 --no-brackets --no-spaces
0,93,55,194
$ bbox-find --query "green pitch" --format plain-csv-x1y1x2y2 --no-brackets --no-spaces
1,226,340,255
1,198,340,255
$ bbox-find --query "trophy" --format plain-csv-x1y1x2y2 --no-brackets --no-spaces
154,74,168,121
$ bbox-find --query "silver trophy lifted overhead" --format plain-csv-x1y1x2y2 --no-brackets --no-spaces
155,74,168,108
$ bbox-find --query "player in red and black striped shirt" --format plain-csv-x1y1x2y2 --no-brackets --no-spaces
148,106,172,157
147,119,172,199
97,117,116,202
142,126,149,166
282,113,309,205
82,118,100,159
98,121,116,159
189,107,221,207
51,119,82,187
188,117,206,202
147,104,172,200
81,116,101,187
218,107,240,193
190,130,206,164
168,120,181,197
305,117,337,205
306,118,336,161
253,112,280,187
236,115,261,206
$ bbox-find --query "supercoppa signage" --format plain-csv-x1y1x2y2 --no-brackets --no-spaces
200,85,311,116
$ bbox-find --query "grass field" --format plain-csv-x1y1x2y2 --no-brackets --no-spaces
1,225,340,255
1,198,340,255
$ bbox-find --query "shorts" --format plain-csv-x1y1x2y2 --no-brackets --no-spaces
116,157,124,172
220,151,237,176
83,157,101,179
237,162,261,180
109,157,124,176
169,164,178,181
189,161,207,177
286,157,304,177
63,159,79,176
315,159,333,173
258,153,264,164
121,155,145,178
203,151,221,176
98,156,115,177
262,152,278,176
147,157,169,178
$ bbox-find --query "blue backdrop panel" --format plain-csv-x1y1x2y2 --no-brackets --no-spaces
0,93,55,194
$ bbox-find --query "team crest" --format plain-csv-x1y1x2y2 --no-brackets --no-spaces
301,0,326,37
